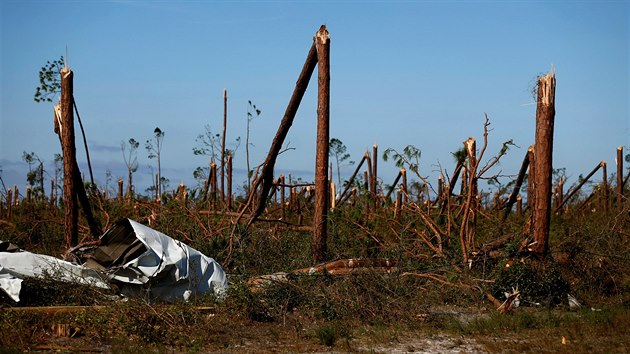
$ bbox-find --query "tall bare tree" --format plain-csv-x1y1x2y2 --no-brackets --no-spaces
121,138,139,197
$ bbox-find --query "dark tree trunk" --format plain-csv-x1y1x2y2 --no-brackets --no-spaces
245,41,318,228
72,100,94,186
503,149,531,220
337,152,368,204
555,162,603,212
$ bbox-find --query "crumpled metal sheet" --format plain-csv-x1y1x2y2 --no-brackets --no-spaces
0,219,228,303
92,218,228,301
0,250,110,302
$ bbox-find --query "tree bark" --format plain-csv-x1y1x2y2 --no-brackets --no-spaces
221,89,227,204
527,146,536,212
72,100,94,186
617,146,624,212
372,144,378,209
532,69,556,255
555,161,603,212
118,178,123,200
602,161,608,212
313,25,330,264
502,149,530,220
245,40,318,228
385,169,403,201
227,153,233,211
337,152,368,204
60,68,78,248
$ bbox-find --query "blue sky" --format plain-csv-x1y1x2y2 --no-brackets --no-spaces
1,0,628,197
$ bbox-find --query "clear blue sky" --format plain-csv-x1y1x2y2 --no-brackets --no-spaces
1,0,628,197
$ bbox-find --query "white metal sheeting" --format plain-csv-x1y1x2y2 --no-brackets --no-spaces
0,249,110,302
0,219,228,303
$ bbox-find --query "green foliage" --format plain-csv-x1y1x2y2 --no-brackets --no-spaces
383,145,422,177
452,147,467,164
247,100,261,121
146,127,166,196
315,324,338,346
193,124,221,159
33,56,64,103
246,100,261,186
145,127,164,160
491,260,570,307
21,151,45,199
329,138,354,187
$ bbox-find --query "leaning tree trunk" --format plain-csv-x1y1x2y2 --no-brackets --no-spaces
502,148,531,220
244,39,318,227
72,100,94,186
531,69,556,255
313,25,330,264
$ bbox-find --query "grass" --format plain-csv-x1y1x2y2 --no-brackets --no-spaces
0,190,629,351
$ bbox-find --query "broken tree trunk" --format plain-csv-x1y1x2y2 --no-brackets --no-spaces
401,168,408,204
221,88,227,205
244,38,318,229
555,176,564,214
463,137,478,253
531,68,556,255
280,175,286,219
72,100,94,186
117,178,123,200
313,25,330,264
337,152,368,204
227,153,233,211
438,160,463,223
59,67,78,248
618,146,624,212
502,148,531,220
385,168,404,201
365,151,373,209
602,161,608,213
6,188,12,218
527,146,536,213
555,161,604,212
372,144,378,209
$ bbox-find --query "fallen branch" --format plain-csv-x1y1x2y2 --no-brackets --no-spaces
246,258,398,290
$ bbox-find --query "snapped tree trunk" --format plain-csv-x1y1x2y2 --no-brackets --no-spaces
555,161,603,212
221,89,227,205
244,39,318,228
617,146,624,212
602,161,608,212
227,153,233,211
502,148,531,220
337,152,368,204
313,25,330,264
372,144,378,209
59,67,78,248
531,69,556,255
72,100,94,186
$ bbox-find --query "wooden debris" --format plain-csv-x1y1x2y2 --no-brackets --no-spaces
497,287,520,313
